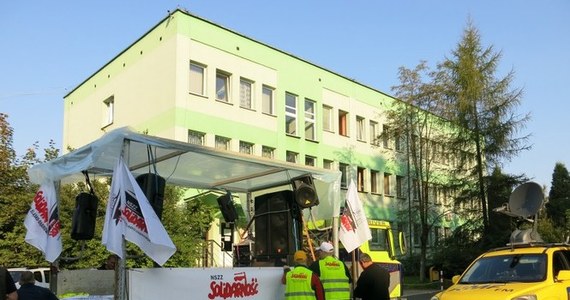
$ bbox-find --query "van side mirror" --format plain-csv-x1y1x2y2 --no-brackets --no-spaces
452,275,461,284
399,232,407,255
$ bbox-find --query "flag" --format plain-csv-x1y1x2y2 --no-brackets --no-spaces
338,179,371,253
24,182,62,262
102,157,176,266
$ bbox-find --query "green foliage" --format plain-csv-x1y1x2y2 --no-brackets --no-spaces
545,162,570,227
0,113,59,267
0,113,217,269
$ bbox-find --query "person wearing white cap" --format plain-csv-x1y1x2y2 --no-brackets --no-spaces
309,241,352,300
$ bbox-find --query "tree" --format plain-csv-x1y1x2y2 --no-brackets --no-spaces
545,162,570,228
386,62,456,281
0,113,60,266
438,20,530,232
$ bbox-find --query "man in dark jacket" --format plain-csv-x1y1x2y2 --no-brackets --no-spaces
354,252,390,300
17,271,58,300
1,267,18,300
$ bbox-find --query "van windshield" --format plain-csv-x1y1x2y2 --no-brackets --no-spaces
460,254,546,283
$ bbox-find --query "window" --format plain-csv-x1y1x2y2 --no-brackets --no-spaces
215,135,230,150
339,163,349,189
216,71,230,102
189,62,205,95
396,175,405,198
323,105,333,132
239,141,254,155
240,78,253,109
286,151,298,163
370,121,379,146
103,96,114,127
323,159,334,170
285,93,297,135
262,146,274,159
188,130,205,145
357,167,365,192
356,116,365,141
370,170,379,194
395,133,403,152
384,173,391,195
305,155,316,167
262,85,274,115
413,223,421,246
339,110,348,136
382,125,390,148
305,99,316,141
369,228,389,251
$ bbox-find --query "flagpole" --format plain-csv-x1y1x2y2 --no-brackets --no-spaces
118,140,130,300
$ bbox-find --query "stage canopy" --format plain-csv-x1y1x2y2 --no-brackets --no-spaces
28,127,342,219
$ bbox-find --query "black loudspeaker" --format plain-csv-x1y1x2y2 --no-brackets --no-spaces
136,173,166,220
71,192,99,240
292,175,319,208
254,191,299,260
217,192,238,223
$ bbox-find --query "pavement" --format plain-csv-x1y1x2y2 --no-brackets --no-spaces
401,289,440,300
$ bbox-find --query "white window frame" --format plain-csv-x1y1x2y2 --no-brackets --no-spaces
239,141,254,155
305,99,316,141
239,78,253,109
215,135,231,150
189,62,205,95
323,105,333,132
286,151,298,163
370,170,379,194
285,92,297,136
356,116,365,141
262,85,274,115
262,146,275,159
323,159,334,170
102,96,114,127
188,130,205,145
339,163,349,189
216,70,230,102
305,155,316,167
370,121,379,146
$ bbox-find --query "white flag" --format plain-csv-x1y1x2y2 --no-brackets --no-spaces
24,182,62,263
102,157,176,266
338,180,372,253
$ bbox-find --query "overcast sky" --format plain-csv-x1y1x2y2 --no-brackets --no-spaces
1,1,568,192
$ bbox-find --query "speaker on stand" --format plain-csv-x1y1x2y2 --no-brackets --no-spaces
291,175,319,209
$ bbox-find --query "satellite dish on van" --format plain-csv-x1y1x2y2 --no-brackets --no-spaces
508,181,544,218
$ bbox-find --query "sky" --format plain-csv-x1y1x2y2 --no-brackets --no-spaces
1,1,568,192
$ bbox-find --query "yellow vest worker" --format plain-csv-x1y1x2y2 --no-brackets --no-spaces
309,242,352,300
283,250,325,300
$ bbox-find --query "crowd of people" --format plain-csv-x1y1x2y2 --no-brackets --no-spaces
282,241,390,300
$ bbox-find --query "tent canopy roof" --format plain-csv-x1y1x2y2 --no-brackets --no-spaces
29,127,341,195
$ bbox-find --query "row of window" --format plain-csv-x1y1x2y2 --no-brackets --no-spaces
190,61,275,115
189,61,401,148
188,129,472,210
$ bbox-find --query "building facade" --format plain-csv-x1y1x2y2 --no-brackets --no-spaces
63,9,466,252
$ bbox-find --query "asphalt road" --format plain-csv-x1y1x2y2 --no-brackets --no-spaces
401,289,440,300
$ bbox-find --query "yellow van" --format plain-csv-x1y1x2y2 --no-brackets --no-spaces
431,243,570,300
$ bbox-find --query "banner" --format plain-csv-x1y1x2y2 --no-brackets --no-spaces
25,182,62,262
338,179,371,253
102,157,176,266
128,267,284,300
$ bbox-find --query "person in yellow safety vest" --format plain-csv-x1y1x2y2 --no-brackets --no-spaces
309,241,352,300
282,250,325,300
